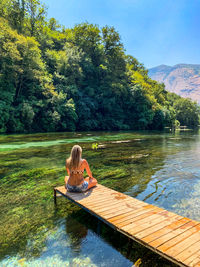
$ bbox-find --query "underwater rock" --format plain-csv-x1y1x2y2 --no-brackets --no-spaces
98,144,106,148
130,154,149,159
111,140,131,144
72,256,97,267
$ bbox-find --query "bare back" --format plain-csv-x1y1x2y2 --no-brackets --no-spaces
66,159,93,186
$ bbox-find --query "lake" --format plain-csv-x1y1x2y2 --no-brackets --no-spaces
1,130,200,267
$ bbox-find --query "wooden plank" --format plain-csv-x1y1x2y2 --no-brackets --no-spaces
157,223,200,253
135,215,182,240
94,201,149,218
184,248,200,266
108,204,153,223
85,195,142,208
116,206,162,228
175,240,200,263
112,207,159,227
56,185,109,200
149,220,199,248
79,196,120,206
79,193,128,205
92,197,145,212
124,212,179,238
163,230,200,258
80,193,132,203
54,184,200,267
142,217,190,244
121,208,170,232
78,197,113,206
90,200,137,213
100,206,135,219
69,194,114,204
80,198,140,211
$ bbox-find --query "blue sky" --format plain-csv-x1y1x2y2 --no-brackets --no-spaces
45,0,200,68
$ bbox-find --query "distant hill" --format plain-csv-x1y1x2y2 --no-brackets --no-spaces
148,64,200,102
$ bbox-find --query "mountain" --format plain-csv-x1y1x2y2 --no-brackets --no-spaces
148,64,200,102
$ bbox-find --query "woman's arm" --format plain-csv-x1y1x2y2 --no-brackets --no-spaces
66,160,70,176
84,159,93,178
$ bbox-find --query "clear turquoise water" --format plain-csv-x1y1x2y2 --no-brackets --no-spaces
1,130,200,266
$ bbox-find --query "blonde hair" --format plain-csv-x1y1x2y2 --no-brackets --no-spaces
67,145,82,169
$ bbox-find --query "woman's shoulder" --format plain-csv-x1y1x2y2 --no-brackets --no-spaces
66,158,70,166
81,159,88,165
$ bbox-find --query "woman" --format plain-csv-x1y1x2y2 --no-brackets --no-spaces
65,145,97,192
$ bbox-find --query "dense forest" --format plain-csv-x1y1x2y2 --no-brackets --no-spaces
0,0,199,133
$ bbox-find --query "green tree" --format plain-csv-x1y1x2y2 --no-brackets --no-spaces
0,3,199,133
173,98,200,127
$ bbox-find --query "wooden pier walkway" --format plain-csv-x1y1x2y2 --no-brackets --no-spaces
54,184,200,267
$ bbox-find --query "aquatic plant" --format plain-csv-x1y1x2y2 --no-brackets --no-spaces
0,131,194,266
91,143,98,150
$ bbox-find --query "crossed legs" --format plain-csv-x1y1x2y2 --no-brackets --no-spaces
64,176,97,190
84,177,97,189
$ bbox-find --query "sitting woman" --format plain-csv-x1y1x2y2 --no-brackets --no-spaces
65,145,97,192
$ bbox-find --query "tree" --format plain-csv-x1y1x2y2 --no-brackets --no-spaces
173,98,200,128
0,4,199,133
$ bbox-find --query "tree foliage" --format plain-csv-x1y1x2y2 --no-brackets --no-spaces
0,1,199,133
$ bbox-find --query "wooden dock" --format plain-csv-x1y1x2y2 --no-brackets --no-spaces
54,184,200,267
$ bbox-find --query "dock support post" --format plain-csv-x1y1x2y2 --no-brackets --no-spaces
97,220,101,235
54,188,57,205
126,238,133,258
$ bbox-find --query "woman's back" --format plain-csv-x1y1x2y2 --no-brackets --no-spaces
66,159,84,185
67,159,84,186
65,145,97,192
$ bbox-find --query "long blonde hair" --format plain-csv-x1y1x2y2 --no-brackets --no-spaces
67,145,82,169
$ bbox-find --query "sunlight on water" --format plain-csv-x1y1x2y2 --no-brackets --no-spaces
130,140,200,220
0,133,145,152
1,130,199,266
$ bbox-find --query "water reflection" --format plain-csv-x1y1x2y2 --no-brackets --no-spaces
0,130,199,266
131,140,200,220
65,216,88,254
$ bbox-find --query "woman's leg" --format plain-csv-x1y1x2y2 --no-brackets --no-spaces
85,177,97,189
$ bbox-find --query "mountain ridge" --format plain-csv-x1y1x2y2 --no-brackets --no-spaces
148,63,200,102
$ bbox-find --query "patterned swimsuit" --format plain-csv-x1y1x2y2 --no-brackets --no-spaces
66,169,89,193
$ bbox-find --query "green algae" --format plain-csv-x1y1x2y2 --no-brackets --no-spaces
0,130,199,266
0,132,135,152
